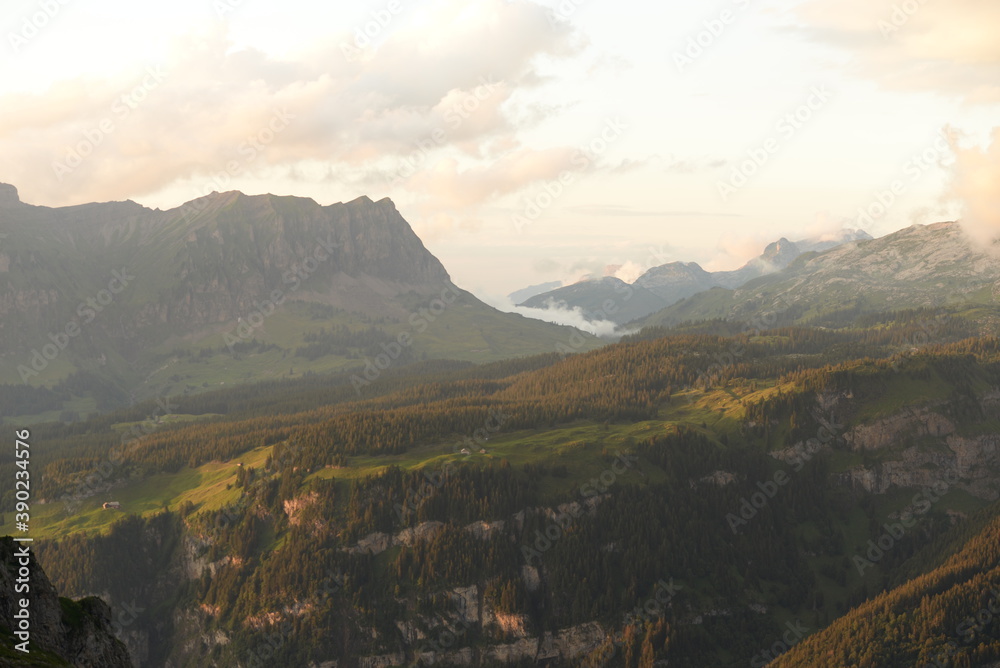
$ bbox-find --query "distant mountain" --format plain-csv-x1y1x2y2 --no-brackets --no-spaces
520,229,873,326
519,276,667,325
641,222,999,328
0,184,597,419
508,281,562,305
633,261,718,304
711,237,804,289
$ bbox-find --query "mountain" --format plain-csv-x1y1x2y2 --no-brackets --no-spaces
507,281,562,305
0,184,597,421
519,229,872,326
642,222,1000,329
633,261,718,304
519,276,668,325
776,504,1000,666
0,537,131,666
9,319,1000,666
711,237,803,289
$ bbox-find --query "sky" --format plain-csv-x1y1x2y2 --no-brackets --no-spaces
0,0,998,301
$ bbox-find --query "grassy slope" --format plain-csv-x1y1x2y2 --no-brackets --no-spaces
9,369,995,640
4,294,603,422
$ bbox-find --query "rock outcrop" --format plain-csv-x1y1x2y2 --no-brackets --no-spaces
0,536,133,667
826,401,1000,499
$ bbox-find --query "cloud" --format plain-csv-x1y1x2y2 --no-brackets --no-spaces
565,204,742,218
948,128,1000,250
792,0,1000,103
607,261,645,284
0,0,584,207
482,293,622,338
405,146,583,209
532,257,562,273
704,233,776,272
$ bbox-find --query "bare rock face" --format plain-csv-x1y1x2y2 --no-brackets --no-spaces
343,521,447,555
0,186,453,352
0,537,132,667
831,398,1000,499
843,406,955,451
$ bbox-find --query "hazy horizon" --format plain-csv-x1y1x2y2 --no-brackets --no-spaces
1,0,998,295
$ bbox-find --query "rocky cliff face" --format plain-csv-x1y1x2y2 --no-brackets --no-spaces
0,536,132,667
0,185,454,360
837,405,1000,499
774,389,1000,500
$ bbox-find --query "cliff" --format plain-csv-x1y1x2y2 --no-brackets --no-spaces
0,536,132,667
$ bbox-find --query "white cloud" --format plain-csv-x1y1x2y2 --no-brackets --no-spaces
482,293,622,337
0,0,585,207
948,128,1000,251
792,0,1000,103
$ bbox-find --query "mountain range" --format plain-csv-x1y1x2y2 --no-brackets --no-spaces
0,184,596,422
4,180,1000,666
516,230,873,325
643,221,1000,329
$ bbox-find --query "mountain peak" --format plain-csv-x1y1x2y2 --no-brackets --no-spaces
0,182,20,207
761,237,799,262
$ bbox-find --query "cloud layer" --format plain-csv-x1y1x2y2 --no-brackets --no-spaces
0,0,585,208
793,0,1000,103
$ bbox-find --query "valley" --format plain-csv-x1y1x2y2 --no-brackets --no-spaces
4,304,1000,666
